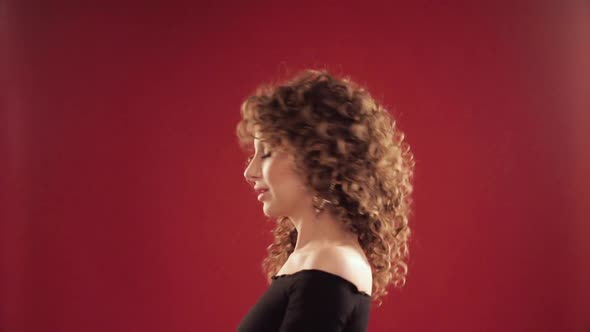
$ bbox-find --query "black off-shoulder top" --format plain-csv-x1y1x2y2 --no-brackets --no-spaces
236,269,371,332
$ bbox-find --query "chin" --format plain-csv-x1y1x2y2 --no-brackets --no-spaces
263,208,277,218
262,203,272,216
262,203,281,218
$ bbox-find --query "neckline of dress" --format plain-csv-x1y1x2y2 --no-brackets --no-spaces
271,268,372,297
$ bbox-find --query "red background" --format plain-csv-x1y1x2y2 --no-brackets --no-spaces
2,1,589,331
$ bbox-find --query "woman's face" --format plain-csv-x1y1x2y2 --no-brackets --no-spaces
243,135,311,218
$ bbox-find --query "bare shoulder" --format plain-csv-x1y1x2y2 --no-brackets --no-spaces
307,245,373,295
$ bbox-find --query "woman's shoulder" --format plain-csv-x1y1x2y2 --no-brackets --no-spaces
305,245,373,296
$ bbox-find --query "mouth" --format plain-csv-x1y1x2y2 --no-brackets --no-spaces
256,189,269,201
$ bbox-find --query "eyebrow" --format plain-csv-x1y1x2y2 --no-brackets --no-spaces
254,139,267,150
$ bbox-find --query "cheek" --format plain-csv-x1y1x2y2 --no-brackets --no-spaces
263,161,290,190
268,172,307,199
263,155,307,194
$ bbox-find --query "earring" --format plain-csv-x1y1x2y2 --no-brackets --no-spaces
313,181,337,215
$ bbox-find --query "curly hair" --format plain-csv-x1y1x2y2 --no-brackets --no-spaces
235,69,416,307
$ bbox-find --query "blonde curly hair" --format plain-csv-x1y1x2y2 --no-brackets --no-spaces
236,69,416,307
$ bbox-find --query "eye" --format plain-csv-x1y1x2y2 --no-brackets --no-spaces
244,152,271,166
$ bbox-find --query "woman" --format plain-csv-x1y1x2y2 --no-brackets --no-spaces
236,69,415,332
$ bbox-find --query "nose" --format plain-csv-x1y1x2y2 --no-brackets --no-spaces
243,158,260,185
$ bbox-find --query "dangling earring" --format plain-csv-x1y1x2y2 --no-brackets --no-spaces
313,181,337,215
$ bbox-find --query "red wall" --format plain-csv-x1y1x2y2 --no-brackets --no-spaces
2,1,589,331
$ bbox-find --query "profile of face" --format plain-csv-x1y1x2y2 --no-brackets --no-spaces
243,134,312,218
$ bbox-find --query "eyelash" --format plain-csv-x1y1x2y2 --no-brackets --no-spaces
245,152,271,165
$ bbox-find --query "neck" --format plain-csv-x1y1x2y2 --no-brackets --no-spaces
288,208,359,253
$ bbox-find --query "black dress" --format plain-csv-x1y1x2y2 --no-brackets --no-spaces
236,269,372,332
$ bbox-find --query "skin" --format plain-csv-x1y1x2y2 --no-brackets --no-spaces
243,129,373,295
243,131,363,255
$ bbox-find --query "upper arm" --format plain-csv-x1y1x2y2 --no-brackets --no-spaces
278,272,357,332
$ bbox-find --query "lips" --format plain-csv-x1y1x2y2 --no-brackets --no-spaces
256,188,269,202
255,188,269,194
